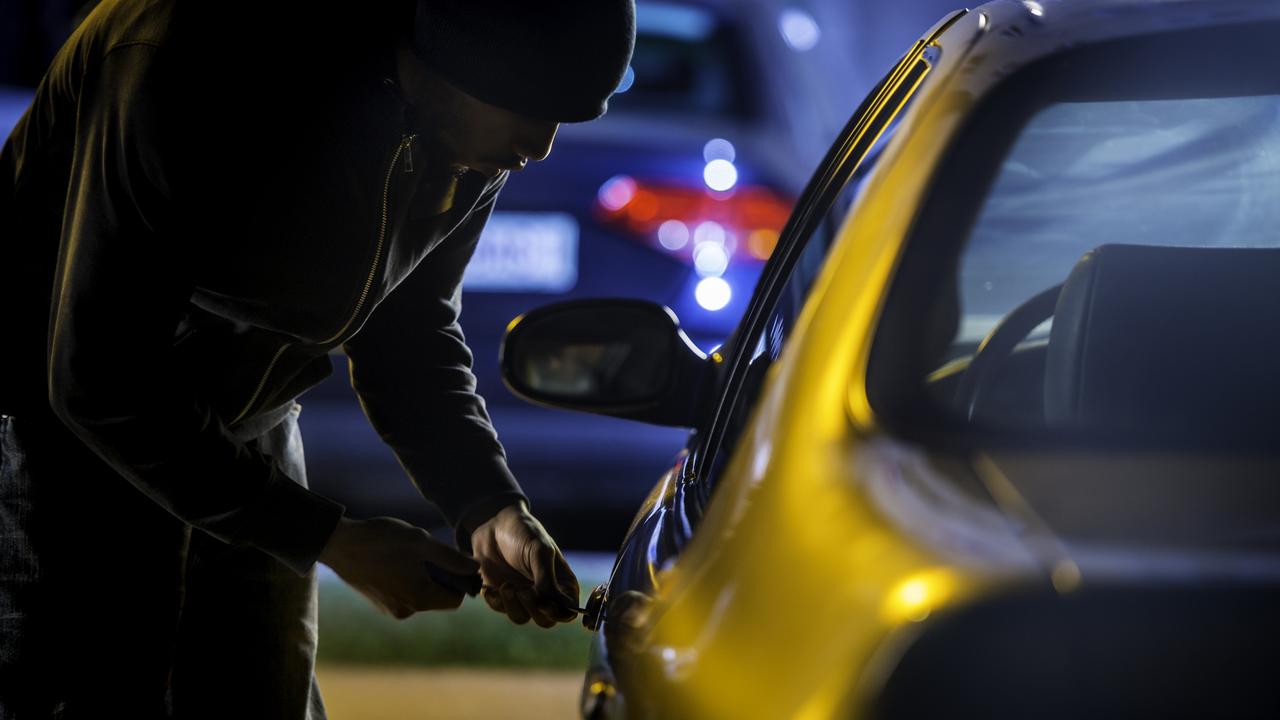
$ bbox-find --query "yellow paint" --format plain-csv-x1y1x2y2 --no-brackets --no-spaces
505,314,524,335
608,11,1029,719
881,568,959,624
587,679,616,699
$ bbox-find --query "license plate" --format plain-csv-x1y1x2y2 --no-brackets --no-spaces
463,211,578,292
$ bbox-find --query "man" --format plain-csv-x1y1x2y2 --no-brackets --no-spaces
0,0,636,717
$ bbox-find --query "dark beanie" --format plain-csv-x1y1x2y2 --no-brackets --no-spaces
412,1,637,123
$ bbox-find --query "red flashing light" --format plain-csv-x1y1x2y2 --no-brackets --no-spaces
595,178,793,264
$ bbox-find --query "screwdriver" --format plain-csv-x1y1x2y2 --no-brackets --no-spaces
425,562,588,614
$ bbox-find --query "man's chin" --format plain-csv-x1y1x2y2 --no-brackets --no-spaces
467,157,528,176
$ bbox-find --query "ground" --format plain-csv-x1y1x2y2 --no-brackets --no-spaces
317,667,581,720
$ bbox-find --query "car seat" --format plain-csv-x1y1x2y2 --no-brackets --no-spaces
1044,243,1280,438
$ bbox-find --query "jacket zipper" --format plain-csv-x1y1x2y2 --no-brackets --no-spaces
229,134,415,425
317,133,414,345
230,342,291,425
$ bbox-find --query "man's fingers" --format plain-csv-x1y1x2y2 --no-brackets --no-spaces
530,544,578,607
501,584,531,625
523,542,578,625
554,552,581,603
531,544,558,595
536,599,575,625
532,605,559,628
515,585,549,628
482,586,506,614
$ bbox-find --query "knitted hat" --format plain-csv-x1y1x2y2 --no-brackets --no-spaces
412,0,637,123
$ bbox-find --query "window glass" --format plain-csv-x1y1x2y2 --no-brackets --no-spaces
861,23,1280,557
955,95,1280,347
870,62,1280,443
703,90,922,483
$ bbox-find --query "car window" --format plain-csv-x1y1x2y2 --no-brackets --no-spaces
608,2,755,120
709,211,843,469
867,21,1280,444
955,95,1280,349
690,28,950,495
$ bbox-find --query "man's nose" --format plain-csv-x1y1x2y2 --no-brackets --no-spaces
517,122,560,163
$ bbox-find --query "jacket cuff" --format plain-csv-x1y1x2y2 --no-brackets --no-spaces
236,470,346,575
448,453,528,553
455,492,529,554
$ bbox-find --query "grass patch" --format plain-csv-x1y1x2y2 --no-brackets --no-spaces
317,578,597,670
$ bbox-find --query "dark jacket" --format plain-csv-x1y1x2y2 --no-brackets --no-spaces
0,0,526,574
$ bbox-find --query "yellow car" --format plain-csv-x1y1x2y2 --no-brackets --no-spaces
501,1,1280,717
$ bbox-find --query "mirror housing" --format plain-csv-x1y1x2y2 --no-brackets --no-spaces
500,299,711,427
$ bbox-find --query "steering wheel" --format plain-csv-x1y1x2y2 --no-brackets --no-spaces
953,283,1063,421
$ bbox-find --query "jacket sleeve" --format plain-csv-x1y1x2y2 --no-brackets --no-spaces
46,44,344,576
342,176,527,549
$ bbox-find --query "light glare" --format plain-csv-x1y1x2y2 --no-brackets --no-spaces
779,8,820,52
657,220,690,250
703,159,738,192
693,221,727,246
598,175,637,212
695,277,732,311
702,138,736,164
693,242,730,277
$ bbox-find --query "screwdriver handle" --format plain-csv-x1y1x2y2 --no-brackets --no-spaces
424,562,483,597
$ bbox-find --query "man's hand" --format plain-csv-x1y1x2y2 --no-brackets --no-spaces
320,516,480,619
471,501,580,627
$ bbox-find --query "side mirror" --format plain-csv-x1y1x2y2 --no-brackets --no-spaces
500,299,710,427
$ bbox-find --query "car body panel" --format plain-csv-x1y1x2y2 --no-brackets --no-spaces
584,1,1280,717
613,12,1005,717
583,8,990,717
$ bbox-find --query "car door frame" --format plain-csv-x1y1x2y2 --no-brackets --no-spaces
683,11,963,503
582,13,965,719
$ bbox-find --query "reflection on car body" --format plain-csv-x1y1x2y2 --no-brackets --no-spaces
501,1,1280,717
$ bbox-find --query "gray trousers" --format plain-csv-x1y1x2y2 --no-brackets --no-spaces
0,405,325,720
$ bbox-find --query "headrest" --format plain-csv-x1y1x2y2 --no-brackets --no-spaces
1044,244,1280,437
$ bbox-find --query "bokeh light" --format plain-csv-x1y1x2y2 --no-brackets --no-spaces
703,159,738,192
779,8,821,52
658,220,691,251
695,277,732,311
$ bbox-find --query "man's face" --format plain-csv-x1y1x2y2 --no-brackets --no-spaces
395,41,560,177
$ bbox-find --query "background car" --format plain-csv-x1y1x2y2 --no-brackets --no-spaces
499,1,1280,717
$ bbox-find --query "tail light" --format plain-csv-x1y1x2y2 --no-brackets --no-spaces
594,175,794,269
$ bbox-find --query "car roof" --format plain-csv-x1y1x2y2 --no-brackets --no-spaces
957,0,1280,82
